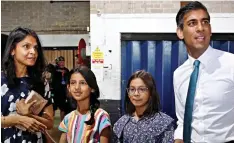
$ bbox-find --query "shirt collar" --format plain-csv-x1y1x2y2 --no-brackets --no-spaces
188,46,214,69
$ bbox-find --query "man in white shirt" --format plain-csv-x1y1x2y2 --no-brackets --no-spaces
174,1,234,143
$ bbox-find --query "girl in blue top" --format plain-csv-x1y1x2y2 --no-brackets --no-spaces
113,70,174,143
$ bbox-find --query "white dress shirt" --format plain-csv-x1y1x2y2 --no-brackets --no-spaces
174,46,234,143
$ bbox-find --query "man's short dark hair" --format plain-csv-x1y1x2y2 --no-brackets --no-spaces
176,1,210,29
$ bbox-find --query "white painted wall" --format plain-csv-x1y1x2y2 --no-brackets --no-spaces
91,13,234,100
39,34,89,47
39,34,91,55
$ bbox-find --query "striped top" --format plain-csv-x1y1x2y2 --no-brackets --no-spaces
58,108,111,143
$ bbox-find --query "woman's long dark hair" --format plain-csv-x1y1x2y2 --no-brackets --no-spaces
68,66,100,125
125,70,161,117
1,27,46,95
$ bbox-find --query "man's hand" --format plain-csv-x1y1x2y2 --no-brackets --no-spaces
175,139,184,143
18,116,47,133
16,99,36,116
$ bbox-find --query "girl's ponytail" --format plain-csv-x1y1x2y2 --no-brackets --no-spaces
85,92,100,125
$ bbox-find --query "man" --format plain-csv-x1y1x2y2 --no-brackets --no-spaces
174,1,234,143
52,56,73,120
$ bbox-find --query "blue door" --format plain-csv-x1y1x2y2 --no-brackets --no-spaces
121,40,234,119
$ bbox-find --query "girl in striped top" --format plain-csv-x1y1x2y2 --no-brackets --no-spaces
58,66,111,143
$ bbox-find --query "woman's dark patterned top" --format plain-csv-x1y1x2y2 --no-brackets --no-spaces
1,72,51,143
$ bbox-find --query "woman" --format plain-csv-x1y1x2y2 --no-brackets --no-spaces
113,70,174,143
1,27,54,142
58,66,111,143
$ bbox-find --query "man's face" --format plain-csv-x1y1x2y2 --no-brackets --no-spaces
58,60,65,68
177,9,212,52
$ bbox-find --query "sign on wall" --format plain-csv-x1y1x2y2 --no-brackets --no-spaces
91,47,104,63
92,47,104,82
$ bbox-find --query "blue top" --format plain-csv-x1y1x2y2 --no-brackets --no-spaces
113,112,174,143
1,72,50,143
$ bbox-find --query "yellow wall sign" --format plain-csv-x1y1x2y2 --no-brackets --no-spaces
92,47,104,63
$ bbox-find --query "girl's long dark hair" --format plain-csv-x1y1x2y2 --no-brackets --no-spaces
68,66,100,125
1,27,46,95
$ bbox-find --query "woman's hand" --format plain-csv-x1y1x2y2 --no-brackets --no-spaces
28,104,54,130
16,99,36,116
18,116,47,133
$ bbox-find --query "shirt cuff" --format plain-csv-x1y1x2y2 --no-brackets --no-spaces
174,126,183,140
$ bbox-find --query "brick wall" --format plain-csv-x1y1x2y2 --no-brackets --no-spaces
3,1,233,34
1,1,90,34
90,1,234,14
202,1,234,13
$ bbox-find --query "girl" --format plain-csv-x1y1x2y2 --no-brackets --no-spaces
1,27,54,142
113,70,174,143
59,66,111,143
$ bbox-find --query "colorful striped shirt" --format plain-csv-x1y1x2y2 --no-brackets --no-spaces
58,108,111,143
